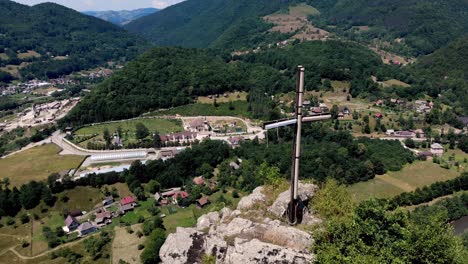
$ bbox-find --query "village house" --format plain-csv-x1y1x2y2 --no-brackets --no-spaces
393,131,415,138
227,136,244,147
160,131,198,144
310,107,322,115
189,119,210,132
69,209,83,218
160,149,182,160
63,215,80,232
159,188,190,205
102,196,114,206
193,176,205,186
95,211,112,225
77,222,97,237
197,196,210,208
431,143,444,157
119,196,137,214
374,113,383,119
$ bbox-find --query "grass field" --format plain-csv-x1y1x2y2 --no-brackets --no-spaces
149,101,251,118
0,53,8,60
197,91,248,104
163,190,242,233
112,224,145,264
0,144,84,187
17,51,41,59
289,3,320,16
348,161,460,202
382,79,411,88
75,118,183,136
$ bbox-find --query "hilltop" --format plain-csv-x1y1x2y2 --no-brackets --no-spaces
125,0,468,55
0,0,149,80
309,0,468,55
84,8,159,26
125,0,292,48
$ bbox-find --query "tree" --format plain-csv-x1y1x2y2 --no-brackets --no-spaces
459,135,468,153
103,128,111,146
140,228,166,264
135,123,149,140
330,105,339,119
405,138,416,148
147,180,161,194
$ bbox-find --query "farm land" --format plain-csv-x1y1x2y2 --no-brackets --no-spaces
0,144,84,187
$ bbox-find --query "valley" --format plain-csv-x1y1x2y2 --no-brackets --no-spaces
0,0,467,263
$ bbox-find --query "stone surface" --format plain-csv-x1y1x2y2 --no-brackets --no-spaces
224,238,314,264
196,211,220,230
159,183,318,263
268,183,321,225
236,186,266,210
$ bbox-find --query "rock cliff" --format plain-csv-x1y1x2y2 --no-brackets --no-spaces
159,183,319,263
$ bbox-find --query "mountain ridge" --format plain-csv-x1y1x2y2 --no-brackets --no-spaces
83,8,159,25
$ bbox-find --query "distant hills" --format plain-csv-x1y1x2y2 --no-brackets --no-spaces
311,0,468,55
124,0,291,48
84,8,159,26
125,0,468,55
0,0,149,80
410,37,468,113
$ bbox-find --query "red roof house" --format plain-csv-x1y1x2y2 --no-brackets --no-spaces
374,113,383,119
193,176,205,186
120,196,136,206
173,191,189,200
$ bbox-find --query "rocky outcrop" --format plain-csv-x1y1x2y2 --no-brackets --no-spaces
236,186,266,210
160,183,318,263
268,183,322,225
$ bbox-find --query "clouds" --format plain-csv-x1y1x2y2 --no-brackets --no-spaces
13,0,185,11
152,0,185,9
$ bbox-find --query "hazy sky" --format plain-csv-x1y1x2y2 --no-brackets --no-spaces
13,0,186,11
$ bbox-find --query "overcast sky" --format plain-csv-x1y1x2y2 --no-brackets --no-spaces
13,0,186,11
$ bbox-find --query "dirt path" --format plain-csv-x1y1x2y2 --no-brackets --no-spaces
5,232,99,260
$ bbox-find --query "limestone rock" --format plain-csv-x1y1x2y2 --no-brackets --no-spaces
268,183,321,225
160,183,318,263
224,238,314,264
236,186,266,210
159,227,203,264
197,211,220,230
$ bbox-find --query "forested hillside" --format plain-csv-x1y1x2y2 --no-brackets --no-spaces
0,0,149,80
125,0,467,55
409,37,468,114
60,41,386,126
124,0,293,48
309,0,468,55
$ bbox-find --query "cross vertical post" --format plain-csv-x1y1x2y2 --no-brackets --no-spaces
262,66,331,225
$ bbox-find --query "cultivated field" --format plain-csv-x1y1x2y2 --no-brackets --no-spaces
150,101,250,118
264,3,328,41
75,118,183,136
112,224,145,264
0,144,84,187
348,161,460,202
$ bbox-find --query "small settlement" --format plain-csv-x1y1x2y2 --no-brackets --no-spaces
61,195,137,237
